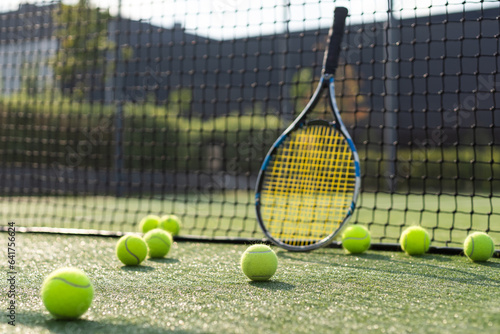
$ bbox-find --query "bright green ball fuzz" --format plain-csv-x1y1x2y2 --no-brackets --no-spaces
116,235,148,265
143,229,172,258
341,225,371,254
159,215,182,236
240,244,278,281
464,232,495,262
41,267,93,320
139,215,160,233
400,226,430,256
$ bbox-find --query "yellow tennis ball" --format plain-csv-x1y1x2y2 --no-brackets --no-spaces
341,225,371,254
240,244,278,281
139,215,160,233
41,267,93,320
143,229,172,258
159,214,182,236
116,235,148,265
400,226,430,256
464,232,495,262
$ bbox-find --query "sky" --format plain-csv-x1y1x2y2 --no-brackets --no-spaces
2,0,497,40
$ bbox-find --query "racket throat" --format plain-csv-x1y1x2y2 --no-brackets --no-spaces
307,119,335,127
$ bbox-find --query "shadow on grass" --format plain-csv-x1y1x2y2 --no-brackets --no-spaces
277,249,500,288
17,311,191,334
275,250,330,261
248,280,295,291
119,265,155,272
147,257,180,264
472,261,500,269
408,254,452,262
276,250,392,263
278,248,452,263
344,252,393,261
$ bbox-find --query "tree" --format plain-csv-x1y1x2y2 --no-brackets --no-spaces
167,88,193,116
52,0,113,98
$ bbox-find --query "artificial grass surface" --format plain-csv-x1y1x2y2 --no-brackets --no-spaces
2,233,500,333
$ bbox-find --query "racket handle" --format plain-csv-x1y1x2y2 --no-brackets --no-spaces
323,7,348,75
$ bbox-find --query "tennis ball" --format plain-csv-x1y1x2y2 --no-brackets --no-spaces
139,215,160,233
341,225,371,254
143,228,172,258
400,226,430,256
240,244,278,281
159,214,182,236
41,267,93,320
116,235,148,265
464,232,495,262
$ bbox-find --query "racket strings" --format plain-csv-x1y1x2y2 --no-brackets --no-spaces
260,125,356,246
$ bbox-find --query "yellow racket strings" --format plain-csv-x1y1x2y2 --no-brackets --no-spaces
260,126,356,246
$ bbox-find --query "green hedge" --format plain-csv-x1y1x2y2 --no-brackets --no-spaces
358,145,500,193
122,107,282,172
1,98,498,193
0,99,282,174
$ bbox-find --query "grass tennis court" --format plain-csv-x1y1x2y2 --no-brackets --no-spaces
3,233,500,334
3,192,499,247
1,1,499,332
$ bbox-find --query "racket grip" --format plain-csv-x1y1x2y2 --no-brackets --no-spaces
323,7,348,75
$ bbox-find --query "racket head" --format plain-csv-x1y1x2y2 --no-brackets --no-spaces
255,116,360,251
255,7,357,251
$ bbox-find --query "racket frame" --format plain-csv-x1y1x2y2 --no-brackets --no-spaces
255,8,361,251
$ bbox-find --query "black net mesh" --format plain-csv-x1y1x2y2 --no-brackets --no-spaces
0,0,498,247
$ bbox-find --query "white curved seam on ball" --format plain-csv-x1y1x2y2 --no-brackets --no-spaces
125,237,140,264
248,250,272,254
50,278,90,289
469,238,475,257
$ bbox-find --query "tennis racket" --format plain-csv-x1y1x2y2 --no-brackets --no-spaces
255,7,360,251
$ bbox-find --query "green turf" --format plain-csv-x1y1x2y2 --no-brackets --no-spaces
2,192,500,247
3,233,500,333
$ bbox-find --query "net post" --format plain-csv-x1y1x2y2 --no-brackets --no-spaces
384,0,398,192
114,0,124,197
